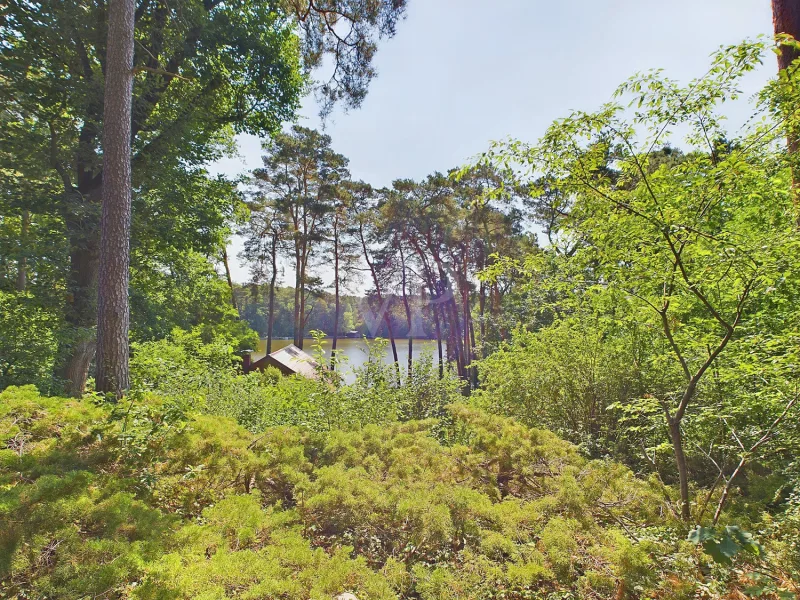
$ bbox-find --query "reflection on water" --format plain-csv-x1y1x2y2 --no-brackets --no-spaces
254,338,444,384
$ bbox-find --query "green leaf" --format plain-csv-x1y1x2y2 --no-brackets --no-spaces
687,526,715,544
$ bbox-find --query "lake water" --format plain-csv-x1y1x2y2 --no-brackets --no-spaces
254,338,444,384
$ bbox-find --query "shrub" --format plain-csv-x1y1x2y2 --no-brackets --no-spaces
130,333,464,436
1,387,795,599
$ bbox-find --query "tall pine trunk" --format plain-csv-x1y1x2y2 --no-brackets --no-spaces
293,246,302,347
477,243,487,358
773,0,800,70
399,247,413,377
298,236,309,349
433,253,465,383
331,229,340,370
358,224,399,369
773,0,800,224
411,239,444,379
221,245,238,312
479,281,486,355
96,0,135,396
432,294,444,378
468,308,478,389
266,233,278,355
16,211,29,291
384,297,399,373
373,285,399,370
459,251,474,389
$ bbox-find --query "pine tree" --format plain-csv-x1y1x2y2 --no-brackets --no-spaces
96,0,135,396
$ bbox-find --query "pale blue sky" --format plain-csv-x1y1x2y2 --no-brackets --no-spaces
215,0,775,285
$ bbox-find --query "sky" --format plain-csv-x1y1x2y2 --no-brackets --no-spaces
212,0,776,287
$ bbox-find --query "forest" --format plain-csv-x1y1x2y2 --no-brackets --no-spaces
1,1,800,599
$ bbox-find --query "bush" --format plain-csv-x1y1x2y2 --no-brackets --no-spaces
6,386,795,599
0,292,59,392
130,333,464,436
471,319,646,458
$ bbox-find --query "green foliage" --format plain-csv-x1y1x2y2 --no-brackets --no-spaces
0,0,406,391
0,211,68,301
131,326,244,389
687,525,764,565
0,292,59,392
4,17,800,600
763,488,800,592
476,39,800,524
473,314,647,457
9,386,776,600
130,333,461,436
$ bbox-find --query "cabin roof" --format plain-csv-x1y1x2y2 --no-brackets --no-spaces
249,344,318,379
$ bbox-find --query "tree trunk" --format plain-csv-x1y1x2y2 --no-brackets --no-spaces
445,306,460,376
60,190,101,396
399,247,413,378
468,308,478,389
459,252,474,389
433,254,465,383
298,237,309,350
412,243,443,378
667,418,691,521
773,0,800,224
432,294,444,378
371,288,399,370
384,300,400,372
420,285,444,378
54,32,104,395
478,280,486,357
492,283,507,341
450,297,465,381
266,234,278,355
221,245,238,312
332,229,340,371
96,0,135,396
61,248,99,396
477,242,487,358
773,0,800,70
64,338,97,395
358,225,399,369
16,210,29,292
299,279,306,349
293,247,302,347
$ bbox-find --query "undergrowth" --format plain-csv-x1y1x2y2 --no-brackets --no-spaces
2,386,797,599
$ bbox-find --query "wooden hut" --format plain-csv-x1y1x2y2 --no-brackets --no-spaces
243,344,319,379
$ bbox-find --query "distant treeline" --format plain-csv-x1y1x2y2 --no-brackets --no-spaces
234,284,439,340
